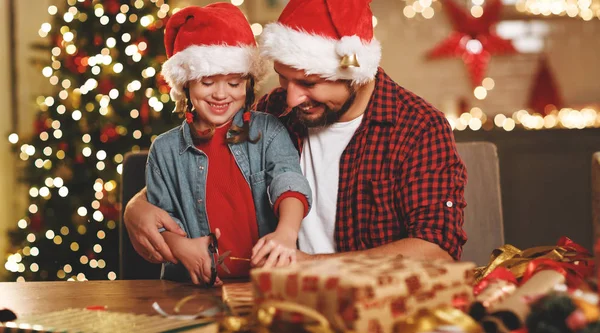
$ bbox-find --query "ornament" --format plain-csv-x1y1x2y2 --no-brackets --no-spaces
140,98,150,125
94,35,103,47
29,214,43,233
426,0,517,87
104,0,120,15
527,56,563,115
100,123,118,143
97,78,115,95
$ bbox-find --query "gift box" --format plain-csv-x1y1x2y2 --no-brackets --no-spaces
250,254,475,332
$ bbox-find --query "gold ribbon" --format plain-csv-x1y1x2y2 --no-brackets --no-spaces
394,306,483,333
220,302,483,333
220,300,335,333
473,243,592,284
166,291,484,332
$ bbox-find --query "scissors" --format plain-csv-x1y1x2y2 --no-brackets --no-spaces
206,232,250,287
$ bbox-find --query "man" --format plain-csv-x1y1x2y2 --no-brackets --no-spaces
124,0,467,267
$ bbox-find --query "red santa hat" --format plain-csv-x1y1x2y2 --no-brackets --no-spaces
260,0,381,85
161,3,266,108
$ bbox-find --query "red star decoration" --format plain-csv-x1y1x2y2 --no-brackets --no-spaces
426,0,517,87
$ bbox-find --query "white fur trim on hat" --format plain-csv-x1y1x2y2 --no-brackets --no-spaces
260,23,381,85
161,44,268,99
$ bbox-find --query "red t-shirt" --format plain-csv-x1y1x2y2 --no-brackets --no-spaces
195,124,258,278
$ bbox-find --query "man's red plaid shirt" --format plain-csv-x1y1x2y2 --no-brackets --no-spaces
255,68,467,260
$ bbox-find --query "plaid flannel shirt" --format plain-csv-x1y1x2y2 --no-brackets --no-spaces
255,68,467,259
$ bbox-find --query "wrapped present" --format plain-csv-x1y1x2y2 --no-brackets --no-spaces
471,237,595,332
251,254,475,333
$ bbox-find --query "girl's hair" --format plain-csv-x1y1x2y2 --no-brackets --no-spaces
182,76,261,145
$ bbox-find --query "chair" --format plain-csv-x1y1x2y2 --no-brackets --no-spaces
456,142,505,266
119,151,161,279
592,153,600,251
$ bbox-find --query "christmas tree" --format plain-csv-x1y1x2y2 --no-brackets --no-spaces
3,0,177,281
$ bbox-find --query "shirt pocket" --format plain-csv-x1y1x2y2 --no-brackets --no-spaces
249,170,266,185
366,178,400,246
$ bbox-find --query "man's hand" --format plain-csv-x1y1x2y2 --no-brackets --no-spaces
123,188,186,264
163,229,223,286
294,249,312,262
251,227,297,268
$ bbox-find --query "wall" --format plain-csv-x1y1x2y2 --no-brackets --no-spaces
0,0,13,266
0,0,56,269
370,1,600,116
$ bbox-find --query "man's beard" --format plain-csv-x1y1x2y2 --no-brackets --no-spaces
293,93,357,128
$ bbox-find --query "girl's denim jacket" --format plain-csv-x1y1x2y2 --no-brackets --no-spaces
146,109,312,281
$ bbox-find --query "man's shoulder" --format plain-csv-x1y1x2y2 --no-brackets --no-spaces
255,88,288,116
379,71,449,131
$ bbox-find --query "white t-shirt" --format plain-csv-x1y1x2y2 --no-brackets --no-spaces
298,115,364,254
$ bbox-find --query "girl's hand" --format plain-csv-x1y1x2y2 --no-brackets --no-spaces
251,227,297,268
164,228,223,286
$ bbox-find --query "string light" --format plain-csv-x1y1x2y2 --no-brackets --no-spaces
516,0,600,20
403,0,438,18
447,106,600,131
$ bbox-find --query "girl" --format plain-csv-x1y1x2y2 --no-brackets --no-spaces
147,3,311,285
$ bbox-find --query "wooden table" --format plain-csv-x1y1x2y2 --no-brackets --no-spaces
0,280,236,316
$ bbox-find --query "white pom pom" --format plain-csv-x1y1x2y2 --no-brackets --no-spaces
336,36,364,57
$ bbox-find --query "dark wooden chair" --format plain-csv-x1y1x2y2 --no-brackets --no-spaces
119,151,161,279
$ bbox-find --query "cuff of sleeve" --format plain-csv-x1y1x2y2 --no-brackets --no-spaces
273,191,309,217
408,229,462,261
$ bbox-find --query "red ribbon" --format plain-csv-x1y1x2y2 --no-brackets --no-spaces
243,111,251,123
557,236,592,261
185,112,194,124
521,258,592,288
473,267,517,296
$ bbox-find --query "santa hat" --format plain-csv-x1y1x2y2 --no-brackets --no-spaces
260,0,381,85
161,3,266,110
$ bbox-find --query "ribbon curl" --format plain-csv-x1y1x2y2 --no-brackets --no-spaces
474,237,593,286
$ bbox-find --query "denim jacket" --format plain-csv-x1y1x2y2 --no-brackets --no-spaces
146,109,312,281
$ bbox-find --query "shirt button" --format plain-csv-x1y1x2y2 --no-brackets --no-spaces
197,199,203,203
199,166,204,170
446,201,453,208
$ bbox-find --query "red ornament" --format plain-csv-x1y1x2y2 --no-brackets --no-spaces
97,78,115,95
94,35,103,46
29,214,43,233
63,55,79,73
99,202,120,221
426,0,517,87
527,56,563,115
124,91,135,102
34,116,49,134
100,123,118,143
104,0,120,15
156,73,170,94
140,99,150,125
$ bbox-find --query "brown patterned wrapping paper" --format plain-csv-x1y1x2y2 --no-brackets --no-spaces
475,279,518,309
481,270,566,332
251,254,475,333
